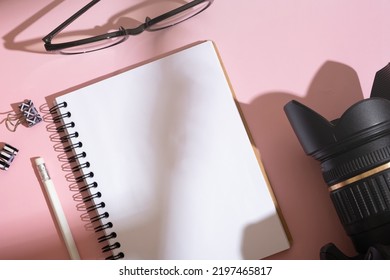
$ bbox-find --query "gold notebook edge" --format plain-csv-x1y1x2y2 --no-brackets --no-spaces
210,40,292,247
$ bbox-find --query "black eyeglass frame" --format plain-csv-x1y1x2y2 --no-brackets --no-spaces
42,0,213,53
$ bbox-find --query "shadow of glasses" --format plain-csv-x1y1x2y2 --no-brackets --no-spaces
2,0,191,54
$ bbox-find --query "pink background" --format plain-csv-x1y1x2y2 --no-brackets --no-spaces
1,0,390,260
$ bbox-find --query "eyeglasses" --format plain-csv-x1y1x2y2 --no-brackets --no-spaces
42,0,214,55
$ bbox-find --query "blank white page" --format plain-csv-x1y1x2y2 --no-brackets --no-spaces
54,41,290,259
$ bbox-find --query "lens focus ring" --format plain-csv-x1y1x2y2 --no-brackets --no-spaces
331,171,390,225
329,169,390,253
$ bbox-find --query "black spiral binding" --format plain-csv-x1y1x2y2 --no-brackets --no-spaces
50,102,124,260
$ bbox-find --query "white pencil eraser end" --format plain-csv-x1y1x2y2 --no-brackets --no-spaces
35,157,45,165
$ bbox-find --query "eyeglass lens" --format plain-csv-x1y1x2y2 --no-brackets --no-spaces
59,27,128,54
146,1,211,31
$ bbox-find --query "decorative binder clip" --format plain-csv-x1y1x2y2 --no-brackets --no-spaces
4,100,42,131
0,143,19,170
19,100,43,127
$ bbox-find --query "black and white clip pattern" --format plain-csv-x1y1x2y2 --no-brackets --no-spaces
18,100,43,127
3,99,43,132
0,143,19,171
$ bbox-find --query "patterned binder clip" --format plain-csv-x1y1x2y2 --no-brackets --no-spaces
19,100,42,127
0,143,19,170
5,100,42,131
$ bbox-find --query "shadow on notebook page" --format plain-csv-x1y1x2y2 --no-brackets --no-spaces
42,55,205,260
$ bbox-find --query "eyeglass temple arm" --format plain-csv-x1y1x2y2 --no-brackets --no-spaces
42,0,101,43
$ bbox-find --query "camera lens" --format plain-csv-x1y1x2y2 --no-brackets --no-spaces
284,98,390,253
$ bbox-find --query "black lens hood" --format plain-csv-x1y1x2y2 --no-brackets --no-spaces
284,97,390,161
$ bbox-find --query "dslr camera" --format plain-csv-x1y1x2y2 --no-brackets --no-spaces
284,64,390,259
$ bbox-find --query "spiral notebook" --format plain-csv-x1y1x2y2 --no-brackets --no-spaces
49,41,290,259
